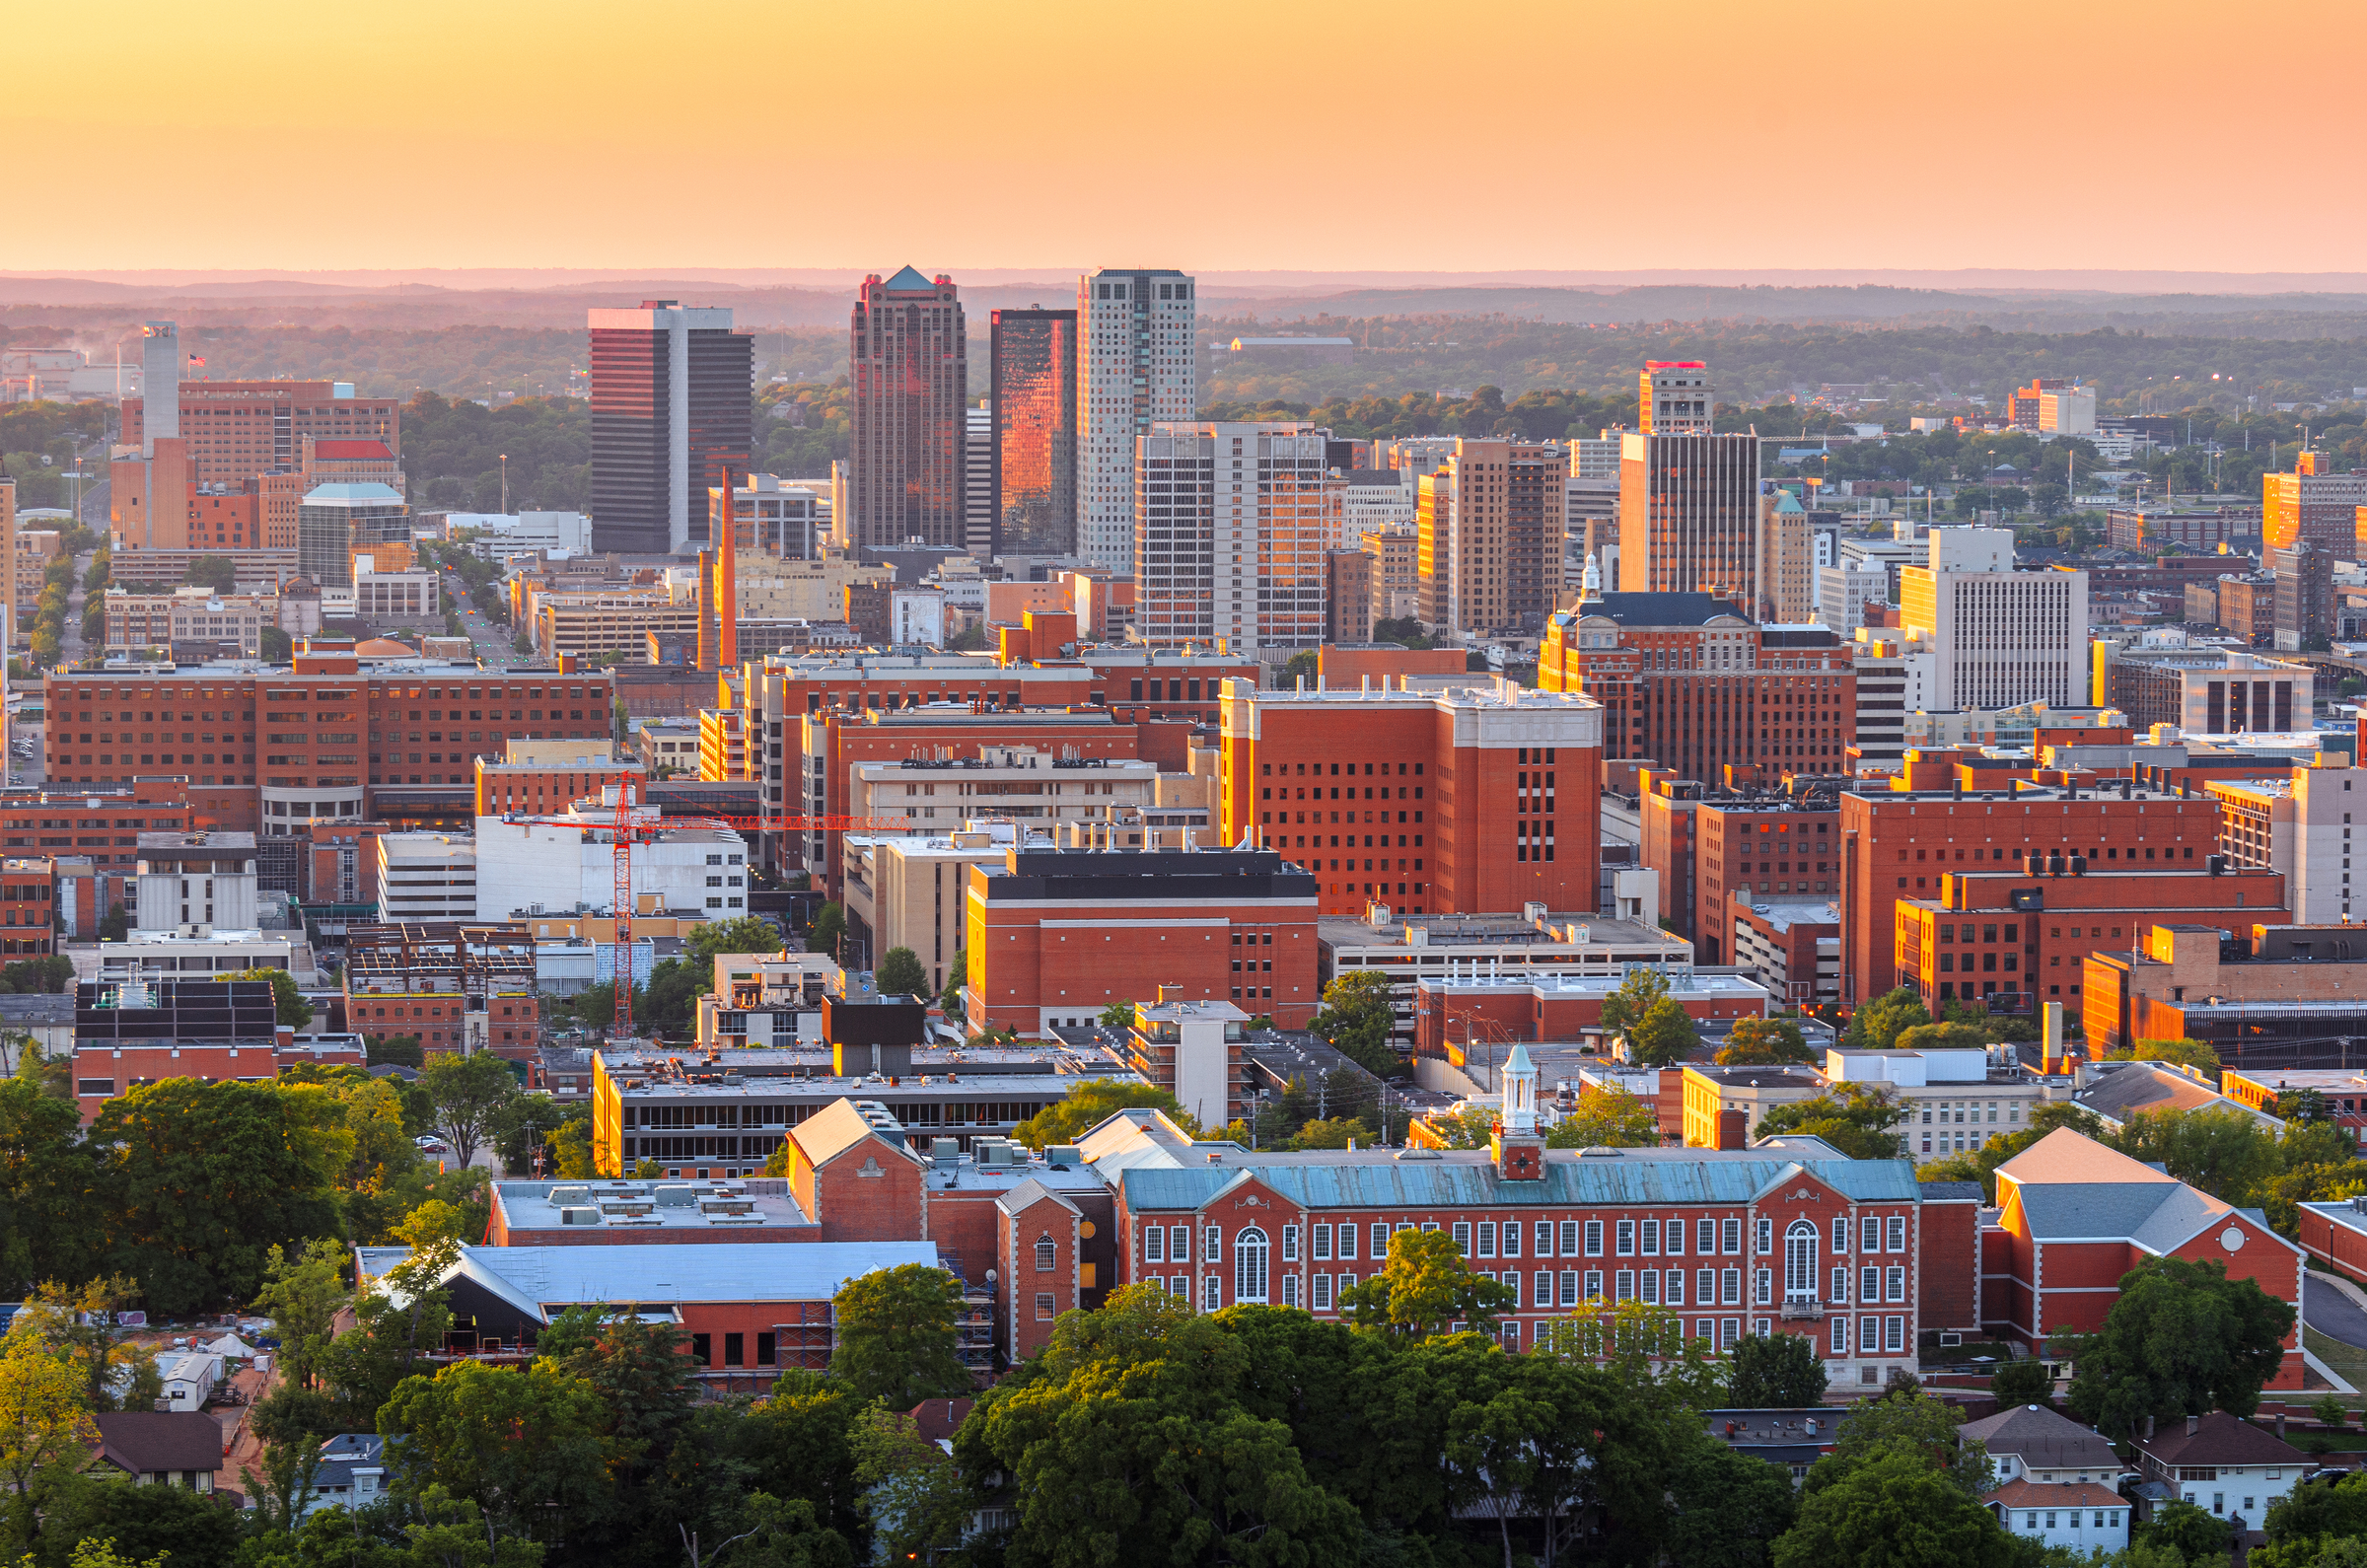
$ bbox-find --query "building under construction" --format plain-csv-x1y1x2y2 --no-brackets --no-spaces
342,921,538,1061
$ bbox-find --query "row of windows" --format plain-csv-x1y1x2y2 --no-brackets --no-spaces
1142,1213,1906,1264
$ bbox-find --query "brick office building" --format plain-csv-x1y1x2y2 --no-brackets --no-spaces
1895,862,2288,1014
1218,678,1605,919
0,780,191,873
1540,595,1856,780
71,977,282,1122
964,846,1319,1037
0,857,54,955
123,383,400,488
1686,794,1841,958
43,640,615,837
1838,779,2227,1005
342,922,538,1062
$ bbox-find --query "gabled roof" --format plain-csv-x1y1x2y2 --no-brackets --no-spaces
1987,1479,2125,1509
2136,1412,2305,1467
996,1176,1082,1220
793,1098,917,1170
1958,1403,2121,1470
1995,1127,2177,1190
95,1411,221,1475
2075,1063,2280,1130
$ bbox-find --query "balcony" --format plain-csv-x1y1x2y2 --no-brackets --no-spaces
1778,1295,1825,1320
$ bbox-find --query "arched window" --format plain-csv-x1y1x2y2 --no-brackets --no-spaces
1783,1220,1819,1301
1235,1225,1269,1304
1035,1236,1056,1272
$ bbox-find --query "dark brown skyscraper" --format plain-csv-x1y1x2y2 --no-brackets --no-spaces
990,307,1078,557
588,301,752,555
850,268,967,550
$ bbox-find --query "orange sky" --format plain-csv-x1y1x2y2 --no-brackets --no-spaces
12,0,2365,274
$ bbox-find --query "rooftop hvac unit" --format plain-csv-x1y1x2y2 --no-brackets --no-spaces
547,1185,590,1205
557,1206,602,1226
652,1183,696,1207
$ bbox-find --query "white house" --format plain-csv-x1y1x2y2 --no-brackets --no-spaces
1964,1402,2130,1553
2134,1411,2309,1532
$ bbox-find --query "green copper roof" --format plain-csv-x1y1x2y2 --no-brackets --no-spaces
882,265,936,291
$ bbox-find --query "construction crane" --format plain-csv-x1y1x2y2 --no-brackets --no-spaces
506,785,914,1039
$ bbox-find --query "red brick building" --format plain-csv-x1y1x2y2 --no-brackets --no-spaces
1090,1098,1940,1386
43,640,616,837
0,857,55,955
1219,678,1605,919
123,382,401,487
964,846,1319,1036
776,1100,930,1245
1838,779,2226,1005
0,780,191,875
1985,1129,2304,1388
1690,796,1842,959
1539,595,1855,780
71,977,283,1123
1410,970,1770,1056
1897,864,2288,1014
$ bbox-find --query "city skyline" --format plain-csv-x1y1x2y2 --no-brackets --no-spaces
12,0,2364,274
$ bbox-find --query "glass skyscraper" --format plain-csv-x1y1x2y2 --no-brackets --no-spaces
990,308,1078,557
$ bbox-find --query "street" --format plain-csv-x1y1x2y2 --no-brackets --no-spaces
443,569,520,664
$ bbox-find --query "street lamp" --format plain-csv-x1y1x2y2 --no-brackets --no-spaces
499,455,509,516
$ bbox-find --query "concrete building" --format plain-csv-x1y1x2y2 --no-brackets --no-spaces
2210,761,2358,924
295,483,408,590
1327,548,1374,644
2038,385,2096,436
133,831,258,932
2095,640,2315,735
103,587,276,657
1731,900,1840,1007
1897,528,2087,712
844,749,1158,834
1219,677,1607,920
1849,635,1909,769
376,832,477,921
2271,539,2334,651
1818,562,1894,635
843,828,1022,995
704,475,826,559
1619,407,1761,603
589,301,752,555
442,510,594,560
1416,438,1566,636
475,796,747,922
1757,489,1814,625
1135,421,1330,653
1119,995,1250,1130
1079,268,1195,573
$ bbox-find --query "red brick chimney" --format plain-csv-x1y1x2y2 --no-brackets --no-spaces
1718,1108,1748,1151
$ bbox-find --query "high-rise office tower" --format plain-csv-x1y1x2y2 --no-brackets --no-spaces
1079,269,1195,572
1616,362,1760,603
1898,526,2088,710
1638,361,1713,435
848,268,967,552
110,321,195,552
588,301,753,555
990,307,1079,558
2262,450,2367,557
1414,440,1565,635
1135,421,1328,652
964,403,994,554
139,322,181,448
1757,488,1814,624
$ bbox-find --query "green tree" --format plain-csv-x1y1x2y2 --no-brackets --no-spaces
2113,1105,2279,1201
1285,1116,1374,1151
243,1383,341,1532
1279,649,1320,686
1665,1435,1800,1568
1773,1448,2021,1568
1814,1390,1993,1499
1987,1356,2053,1408
1843,986,1932,1051
226,966,316,1028
1546,1087,1662,1147
0,1316,98,1525
25,1474,240,1568
1754,1082,1907,1159
322,1240,458,1426
1599,966,1671,1037
491,1093,568,1176
544,1106,596,1178
1097,999,1134,1029
1716,1016,1816,1067
97,902,128,942
181,553,237,591
392,1486,549,1568
2121,1035,2224,1074
687,913,784,964
828,1263,972,1406
1339,1226,1518,1340
940,951,968,1025
0,1078,99,1301
1009,1079,1200,1147
251,1238,351,1391
2136,1498,2236,1563
1729,1330,1829,1407
1891,1021,1989,1053
1627,996,1702,1068
2061,1255,2295,1439
804,902,844,959
420,1050,520,1167
1309,969,1399,1077
849,1405,971,1566
260,624,293,662
85,1078,344,1314
874,946,926,998
378,1359,614,1544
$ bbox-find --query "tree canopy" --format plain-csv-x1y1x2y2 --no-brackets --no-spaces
2061,1256,2295,1439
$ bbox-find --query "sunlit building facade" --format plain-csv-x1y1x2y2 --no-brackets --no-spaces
990,308,1079,557
1079,268,1195,573
1136,422,1328,653
849,268,968,551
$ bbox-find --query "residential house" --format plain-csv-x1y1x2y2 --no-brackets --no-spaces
2073,1060,2283,1132
1702,1407,1837,1486
2132,1412,2308,1532
305,1433,387,1517
1962,1402,2130,1552
93,1411,222,1490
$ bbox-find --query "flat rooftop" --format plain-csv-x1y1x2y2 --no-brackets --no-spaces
1320,914,1677,950
494,1177,814,1233
611,1069,1142,1102
1418,970,1767,999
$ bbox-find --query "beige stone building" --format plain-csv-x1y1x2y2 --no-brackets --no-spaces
842,829,1009,996
845,748,1159,827
1757,489,1815,625
104,586,277,656
738,554,894,623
